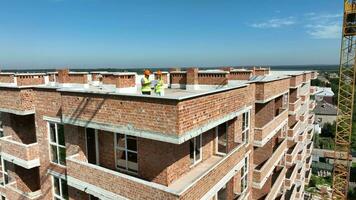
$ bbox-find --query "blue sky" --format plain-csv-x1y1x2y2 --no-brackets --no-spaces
0,0,343,69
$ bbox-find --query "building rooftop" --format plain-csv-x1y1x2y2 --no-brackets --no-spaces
314,101,337,116
315,87,335,97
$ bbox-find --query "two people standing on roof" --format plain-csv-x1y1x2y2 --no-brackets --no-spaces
141,69,164,96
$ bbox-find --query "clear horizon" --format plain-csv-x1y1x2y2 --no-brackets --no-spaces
0,0,343,69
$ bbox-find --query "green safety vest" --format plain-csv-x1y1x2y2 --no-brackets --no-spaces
141,77,151,92
155,79,164,93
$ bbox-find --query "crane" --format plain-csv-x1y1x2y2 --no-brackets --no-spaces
332,0,356,199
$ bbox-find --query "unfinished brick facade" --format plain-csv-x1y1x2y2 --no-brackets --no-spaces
0,68,316,200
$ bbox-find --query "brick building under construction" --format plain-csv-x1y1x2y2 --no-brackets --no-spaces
0,67,316,200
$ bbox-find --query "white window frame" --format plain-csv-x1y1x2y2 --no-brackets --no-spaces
242,111,250,144
85,128,100,165
240,157,249,193
0,157,9,187
215,122,228,156
48,122,66,166
51,175,68,200
190,134,202,167
114,133,138,174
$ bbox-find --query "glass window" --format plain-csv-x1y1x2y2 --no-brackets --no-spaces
49,123,66,166
115,133,138,174
240,157,249,193
217,123,227,154
0,157,9,187
52,176,68,200
242,111,250,144
190,134,202,166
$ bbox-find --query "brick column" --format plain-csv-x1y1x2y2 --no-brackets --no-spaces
186,67,199,90
57,69,69,84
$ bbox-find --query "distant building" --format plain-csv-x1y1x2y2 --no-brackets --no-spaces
329,73,339,79
314,101,337,126
315,87,334,104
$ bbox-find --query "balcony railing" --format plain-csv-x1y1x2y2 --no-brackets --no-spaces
265,167,287,200
289,98,301,114
285,184,297,200
308,113,315,125
310,86,317,95
299,111,308,122
306,142,313,156
305,156,312,170
0,136,40,169
285,164,298,189
67,142,247,200
309,100,316,110
5,182,42,200
296,184,305,199
287,121,301,140
286,144,299,166
305,170,311,184
297,130,307,143
253,139,287,188
254,109,288,147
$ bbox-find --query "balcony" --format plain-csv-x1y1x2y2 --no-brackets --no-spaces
254,109,288,147
303,73,311,83
286,143,299,166
299,111,308,122
66,142,247,200
300,95,309,104
265,167,287,200
0,136,40,169
297,130,307,143
5,182,42,200
288,98,301,115
285,165,298,190
0,87,35,115
285,184,297,200
287,121,301,140
290,75,303,88
311,72,318,79
305,170,311,185
306,156,312,170
295,184,304,199
306,142,313,156
255,78,290,103
253,139,287,188
296,147,306,163
307,127,314,141
309,100,316,110
310,86,317,95
308,113,315,125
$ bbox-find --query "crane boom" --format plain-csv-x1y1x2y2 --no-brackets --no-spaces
332,1,356,199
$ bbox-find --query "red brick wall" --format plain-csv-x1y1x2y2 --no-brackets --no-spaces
0,88,35,112
255,100,275,128
62,85,254,138
187,68,198,85
98,130,116,170
0,74,14,83
255,78,290,101
198,72,228,85
2,113,36,144
117,75,135,88
229,71,252,80
303,73,311,82
12,165,40,192
17,75,45,86
290,75,303,87
33,89,65,200
290,88,298,103
177,84,255,135
69,186,89,200
170,72,187,85
68,74,88,84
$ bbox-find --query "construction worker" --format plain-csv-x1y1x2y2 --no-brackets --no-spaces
141,69,151,95
154,70,164,96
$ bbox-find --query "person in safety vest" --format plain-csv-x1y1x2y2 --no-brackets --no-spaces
141,69,151,95
154,70,164,96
